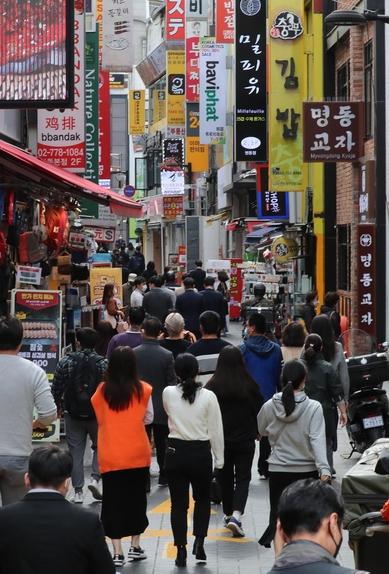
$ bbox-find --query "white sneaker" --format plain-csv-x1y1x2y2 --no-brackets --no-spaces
73,490,84,504
88,478,102,501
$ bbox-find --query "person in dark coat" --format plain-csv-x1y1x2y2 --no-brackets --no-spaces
320,291,341,339
200,276,226,330
301,290,318,333
176,277,203,339
142,275,174,323
189,260,206,291
129,247,145,275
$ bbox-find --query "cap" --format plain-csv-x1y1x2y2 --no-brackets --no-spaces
165,312,185,335
128,273,137,283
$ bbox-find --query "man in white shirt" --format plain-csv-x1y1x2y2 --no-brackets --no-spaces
130,276,146,308
0,316,57,505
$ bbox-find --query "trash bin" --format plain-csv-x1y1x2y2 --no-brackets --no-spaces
342,439,389,573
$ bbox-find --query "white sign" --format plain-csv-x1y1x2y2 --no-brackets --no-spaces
161,170,185,195
199,40,227,144
84,227,116,243
16,266,42,286
37,8,85,172
102,0,134,71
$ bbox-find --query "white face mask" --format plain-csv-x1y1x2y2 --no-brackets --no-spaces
142,285,147,292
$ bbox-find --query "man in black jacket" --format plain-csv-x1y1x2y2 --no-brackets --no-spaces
176,276,202,338
0,445,115,574
200,276,226,329
189,260,206,291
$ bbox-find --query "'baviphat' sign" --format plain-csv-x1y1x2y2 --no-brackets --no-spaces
199,39,226,145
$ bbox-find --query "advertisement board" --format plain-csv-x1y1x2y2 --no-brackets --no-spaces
161,170,185,195
166,0,185,41
166,50,186,136
129,90,146,135
163,196,184,219
163,139,185,166
356,224,376,337
216,0,234,43
186,103,209,171
0,0,74,108
102,0,133,71
99,70,111,181
90,267,123,305
37,5,85,172
199,39,227,144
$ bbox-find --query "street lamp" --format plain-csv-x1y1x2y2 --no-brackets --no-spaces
324,9,389,26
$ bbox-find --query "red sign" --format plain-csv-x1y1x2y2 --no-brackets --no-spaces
99,70,111,180
166,0,185,41
186,37,201,102
216,0,234,44
163,195,184,219
357,224,376,337
229,258,243,303
303,102,364,162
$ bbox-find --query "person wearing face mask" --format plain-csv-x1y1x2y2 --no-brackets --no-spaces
257,359,331,548
267,479,368,574
130,277,146,308
301,290,318,333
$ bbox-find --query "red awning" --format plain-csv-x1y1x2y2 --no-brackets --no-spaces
0,140,142,218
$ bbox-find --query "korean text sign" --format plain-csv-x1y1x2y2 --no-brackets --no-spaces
269,0,305,192
199,39,227,145
102,0,133,71
186,103,209,171
357,224,376,337
129,90,146,135
216,0,234,43
235,0,266,162
303,102,364,162
167,0,185,41
166,51,186,135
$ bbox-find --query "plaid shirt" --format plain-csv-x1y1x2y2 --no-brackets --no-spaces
51,349,107,410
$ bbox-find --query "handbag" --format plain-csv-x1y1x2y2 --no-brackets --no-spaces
57,250,71,267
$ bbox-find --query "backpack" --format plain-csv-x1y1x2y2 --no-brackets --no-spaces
64,352,104,420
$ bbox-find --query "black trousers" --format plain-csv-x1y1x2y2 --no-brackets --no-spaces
257,436,271,476
258,470,319,546
218,440,255,517
153,424,169,479
165,438,213,546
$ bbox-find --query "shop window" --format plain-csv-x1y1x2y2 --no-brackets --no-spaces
336,62,350,101
337,225,351,291
364,41,373,139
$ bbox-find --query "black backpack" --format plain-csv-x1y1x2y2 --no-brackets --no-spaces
64,352,104,420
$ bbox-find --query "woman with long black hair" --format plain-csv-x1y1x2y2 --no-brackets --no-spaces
91,347,153,568
206,345,263,538
162,353,224,567
257,359,331,548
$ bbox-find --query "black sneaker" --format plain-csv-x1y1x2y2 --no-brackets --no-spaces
113,554,125,567
128,546,147,561
158,474,168,486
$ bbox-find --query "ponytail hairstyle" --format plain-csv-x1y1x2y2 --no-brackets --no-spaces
281,360,307,416
303,333,323,364
174,353,202,404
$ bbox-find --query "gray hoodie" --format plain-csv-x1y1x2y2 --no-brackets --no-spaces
257,391,331,476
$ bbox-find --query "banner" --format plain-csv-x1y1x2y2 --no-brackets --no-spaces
90,267,123,305
216,0,234,43
357,224,376,337
37,5,85,172
269,0,305,191
186,103,208,171
152,89,166,123
235,0,266,162
199,39,227,144
85,30,99,183
166,0,185,41
102,0,133,71
166,51,186,137
129,90,145,135
99,70,111,182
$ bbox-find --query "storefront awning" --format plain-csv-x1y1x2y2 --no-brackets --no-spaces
0,140,142,218
245,225,281,243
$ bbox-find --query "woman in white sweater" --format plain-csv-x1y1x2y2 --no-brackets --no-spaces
162,353,224,568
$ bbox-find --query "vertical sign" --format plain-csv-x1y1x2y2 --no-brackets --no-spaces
129,90,146,135
153,89,166,123
186,0,208,17
235,0,266,162
102,0,133,71
99,70,111,184
186,2,208,102
357,224,376,337
166,51,186,137
83,28,99,217
269,0,305,191
199,39,227,144
37,4,85,172
186,103,209,171
166,0,185,41
216,0,234,43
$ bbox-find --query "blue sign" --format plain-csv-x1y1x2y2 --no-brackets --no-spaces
257,191,289,220
123,184,136,198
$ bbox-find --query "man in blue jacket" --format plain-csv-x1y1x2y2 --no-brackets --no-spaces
240,312,282,478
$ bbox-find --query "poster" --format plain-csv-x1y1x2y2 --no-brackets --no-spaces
129,89,146,135
37,5,85,172
163,138,185,166
16,266,42,286
199,39,227,144
216,0,234,43
269,0,305,191
90,267,123,305
102,0,133,71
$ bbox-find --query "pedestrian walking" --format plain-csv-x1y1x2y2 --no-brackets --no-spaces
52,328,107,503
302,334,347,474
301,289,318,333
216,270,230,334
175,276,203,338
163,353,224,567
129,246,146,275
206,346,263,538
189,260,206,291
130,276,146,308
0,316,57,505
187,311,229,357
280,321,306,363
162,272,177,307
240,313,282,478
159,312,195,359
200,276,227,330
91,347,153,568
95,320,116,357
0,445,115,574
257,359,331,548
142,261,156,283
321,291,342,339
122,273,137,308
134,317,176,486
142,275,174,323
106,307,145,359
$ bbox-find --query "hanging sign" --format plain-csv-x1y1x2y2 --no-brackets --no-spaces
216,0,234,43
199,39,227,144
166,51,186,137
129,90,146,135
99,70,111,182
166,0,185,41
161,170,185,195
163,196,184,219
163,139,185,166
357,224,376,337
102,0,133,71
186,103,209,171
258,192,289,220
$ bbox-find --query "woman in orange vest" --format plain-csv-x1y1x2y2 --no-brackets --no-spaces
91,346,153,568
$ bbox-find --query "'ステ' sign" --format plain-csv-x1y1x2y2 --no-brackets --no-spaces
166,0,185,41
357,224,376,336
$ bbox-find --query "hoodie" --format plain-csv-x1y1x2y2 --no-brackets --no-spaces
257,391,331,475
240,336,282,401
267,540,367,574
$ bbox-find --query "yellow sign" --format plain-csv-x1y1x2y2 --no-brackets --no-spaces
153,89,166,123
129,89,145,135
90,267,123,305
269,0,306,192
166,51,185,127
271,236,299,263
186,137,209,172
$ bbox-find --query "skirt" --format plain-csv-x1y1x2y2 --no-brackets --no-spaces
101,467,149,539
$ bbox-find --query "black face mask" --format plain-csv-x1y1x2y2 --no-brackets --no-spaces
329,521,343,558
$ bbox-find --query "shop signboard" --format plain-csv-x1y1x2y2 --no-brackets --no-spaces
303,102,364,162
90,267,123,304
229,258,243,302
271,236,299,263
178,244,187,265
356,224,376,337
199,39,227,144
166,0,185,42
163,138,185,166
216,0,234,43
129,90,146,135
257,191,289,220
185,16,207,103
11,290,62,383
99,70,111,181
269,0,305,191
84,226,116,243
186,0,208,18
166,51,186,137
161,169,185,195
186,103,208,171
152,90,166,123
0,0,74,108
163,195,184,219
37,4,85,172
235,0,266,161
102,0,133,71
